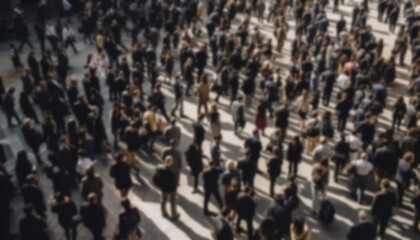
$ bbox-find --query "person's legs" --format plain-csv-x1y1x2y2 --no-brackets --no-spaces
193,172,199,189
397,181,405,205
212,188,223,208
161,192,168,216
170,191,177,217
293,160,298,175
269,175,276,197
71,224,77,240
311,185,319,210
236,216,242,232
379,218,389,239
246,218,253,240
203,189,211,214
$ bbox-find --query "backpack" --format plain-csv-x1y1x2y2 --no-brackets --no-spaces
319,200,335,224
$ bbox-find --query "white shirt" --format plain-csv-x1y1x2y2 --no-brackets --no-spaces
347,134,363,151
46,25,57,37
337,74,350,90
62,27,75,41
77,157,92,175
352,159,373,176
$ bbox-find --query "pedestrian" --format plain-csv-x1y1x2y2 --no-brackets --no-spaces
154,156,180,220
244,129,263,173
116,198,141,240
391,96,406,131
161,139,183,185
110,152,133,198
395,152,414,206
19,91,39,123
193,114,206,149
370,179,397,239
2,87,22,127
9,43,23,70
255,103,268,136
349,153,373,203
123,123,140,171
305,110,321,153
295,89,311,134
49,192,78,240
287,136,303,175
214,209,234,240
265,194,292,239
15,150,34,187
231,95,246,136
253,217,276,240
312,136,333,163
62,22,78,54
185,142,204,193
310,158,329,214
208,103,222,138
21,174,46,218
236,186,256,239
19,204,49,240
266,146,282,198
171,74,185,117
21,118,43,164
80,193,106,240
80,165,104,202
46,152,72,196
237,150,257,188
372,142,398,187
196,74,210,118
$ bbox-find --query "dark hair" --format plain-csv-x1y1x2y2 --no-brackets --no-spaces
293,217,306,234
121,198,131,210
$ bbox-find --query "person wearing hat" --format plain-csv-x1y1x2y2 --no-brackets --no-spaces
49,192,78,240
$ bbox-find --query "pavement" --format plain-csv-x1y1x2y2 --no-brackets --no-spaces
1,1,420,240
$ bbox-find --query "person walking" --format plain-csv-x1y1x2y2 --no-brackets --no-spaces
2,87,22,127
267,146,282,198
265,194,292,239
154,156,180,220
310,158,329,214
203,160,224,215
62,22,78,53
21,118,43,164
349,153,373,203
370,179,397,239
196,75,210,118
19,204,49,240
232,95,245,136
332,134,350,182
163,118,181,147
193,114,206,149
287,136,303,175
116,199,141,240
171,74,185,117
185,142,204,193
21,174,46,218
255,103,268,136
49,192,78,240
80,165,104,202
110,153,133,198
15,150,34,187
19,91,39,123
236,186,256,240
396,152,414,206
161,139,183,185
80,193,106,240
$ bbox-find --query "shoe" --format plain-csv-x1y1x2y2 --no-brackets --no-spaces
162,212,169,218
171,212,180,220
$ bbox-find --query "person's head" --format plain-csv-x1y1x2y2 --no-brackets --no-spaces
320,136,328,145
26,174,38,185
287,174,296,183
209,103,218,113
274,193,285,205
22,118,33,128
77,149,87,159
253,129,259,137
244,186,254,195
115,152,126,163
361,152,369,161
17,150,28,163
84,164,95,179
165,156,174,167
403,152,415,164
55,192,66,203
292,135,300,145
88,192,98,204
60,135,70,145
380,178,391,190
121,198,131,211
226,160,236,171
237,95,243,102
214,135,222,144
292,217,306,234
358,210,368,222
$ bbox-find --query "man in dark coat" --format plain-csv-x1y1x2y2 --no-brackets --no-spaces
370,179,397,239
347,210,376,240
203,160,224,215
2,87,22,127
265,194,291,239
356,113,376,148
155,156,180,220
19,204,49,240
237,150,257,187
244,129,263,173
72,94,91,127
372,143,398,186
28,50,41,84
80,193,106,240
236,186,256,239
21,174,46,218
50,93,69,134
336,93,353,132
275,103,289,140
194,114,206,149
21,67,36,94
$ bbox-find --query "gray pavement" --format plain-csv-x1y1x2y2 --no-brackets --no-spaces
1,1,419,240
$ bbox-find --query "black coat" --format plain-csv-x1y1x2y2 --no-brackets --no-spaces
110,161,133,189
185,145,203,174
51,200,78,228
347,221,376,240
215,216,234,240
72,100,90,125
156,165,177,193
237,159,256,182
265,202,291,235
236,192,256,219
371,189,396,219
19,215,49,240
267,157,282,177
21,126,43,150
275,108,289,128
203,167,223,190
124,126,140,151
21,184,46,215
80,202,106,232
15,156,33,186
193,122,205,145
373,147,398,175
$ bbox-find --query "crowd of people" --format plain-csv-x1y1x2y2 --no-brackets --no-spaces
1,0,420,239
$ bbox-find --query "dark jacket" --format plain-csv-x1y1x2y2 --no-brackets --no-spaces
80,202,106,232
19,215,49,240
215,216,234,240
237,159,256,182
275,107,289,128
21,184,46,215
193,122,205,145
156,165,177,193
236,192,256,219
185,145,203,174
287,143,303,162
347,221,376,240
357,120,375,144
265,202,291,235
51,200,78,228
373,146,398,175
371,189,397,219
110,161,133,189
203,167,223,190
